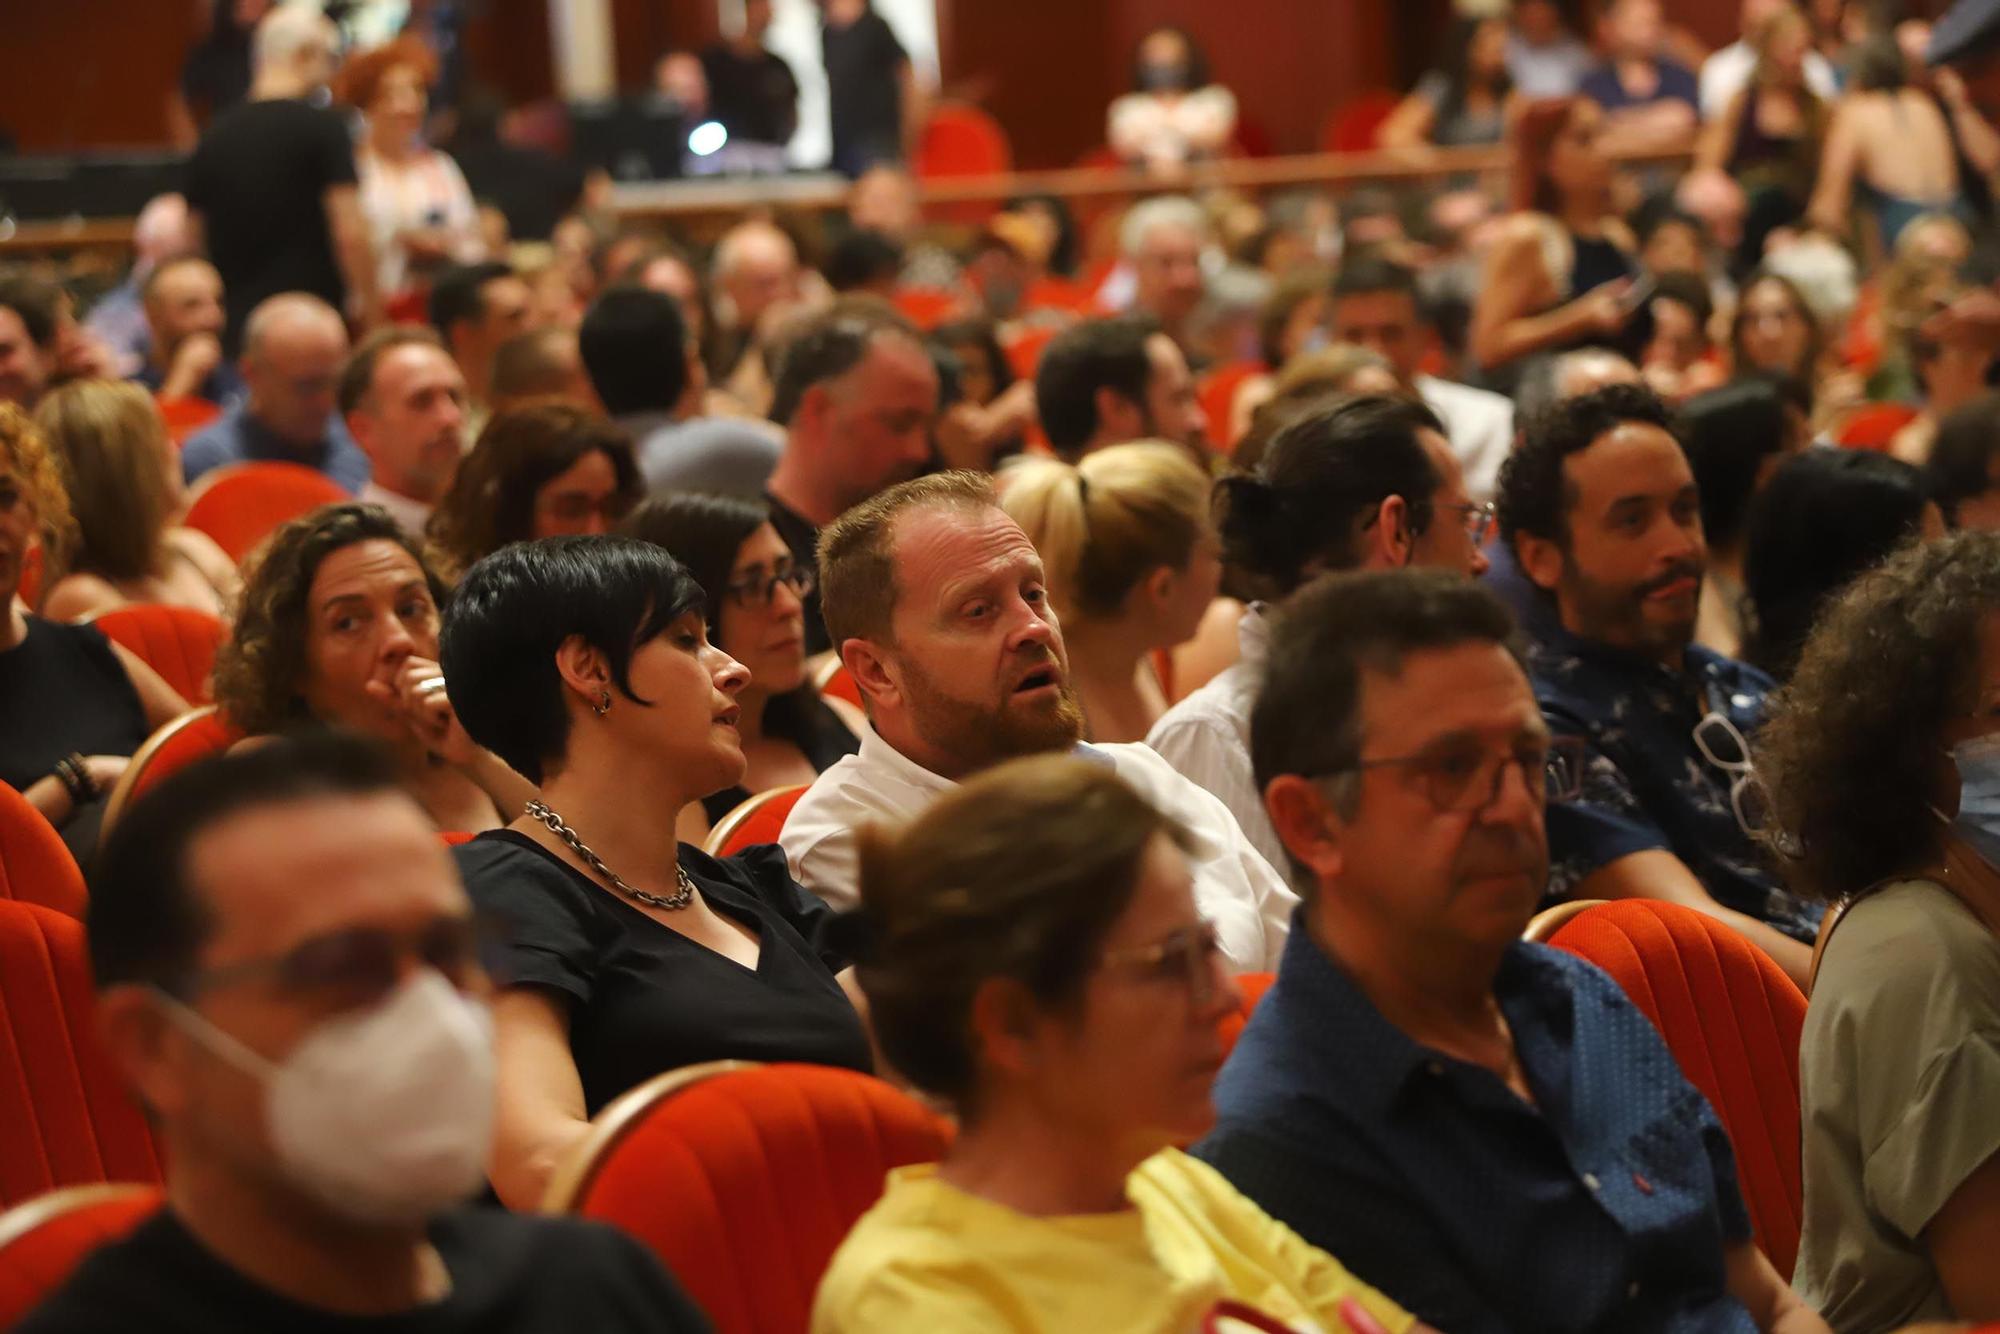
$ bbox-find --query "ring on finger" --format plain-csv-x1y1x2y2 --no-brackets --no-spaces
415,677,450,697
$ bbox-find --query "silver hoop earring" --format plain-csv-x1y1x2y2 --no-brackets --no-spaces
593,691,611,717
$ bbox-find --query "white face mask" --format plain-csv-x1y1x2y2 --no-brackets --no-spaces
164,970,497,1227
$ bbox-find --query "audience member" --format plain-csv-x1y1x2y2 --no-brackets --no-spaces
1229,343,1402,471
0,405,188,851
708,219,806,405
578,286,783,499
998,442,1219,743
426,400,641,581
1678,376,1808,659
1925,391,2000,530
1151,394,1490,875
490,327,599,415
764,300,938,655
1034,314,1206,460
17,734,712,1332
701,0,800,150
1807,34,1970,251
814,753,1424,1334
340,327,469,539
1731,266,1824,391
1194,568,1828,1334
429,261,535,427
1380,17,1514,149
823,229,905,298
1108,27,1238,174
1330,256,1516,501
820,0,920,177
1637,270,1726,402
1511,346,1644,424
181,293,367,493
442,537,871,1207
0,274,62,411
186,5,379,350
133,256,240,406
1120,196,1211,356
213,503,530,833
447,91,586,244
1741,448,1940,681
1892,276,1993,465
1760,532,2000,1333
1496,382,1823,985
1506,0,1595,97
1691,3,1828,255
619,493,862,841
35,379,237,621
778,471,1295,970
340,38,485,303
1701,0,1838,117
1580,0,1700,149
85,193,199,375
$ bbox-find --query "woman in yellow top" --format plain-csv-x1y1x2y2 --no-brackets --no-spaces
812,753,1434,1334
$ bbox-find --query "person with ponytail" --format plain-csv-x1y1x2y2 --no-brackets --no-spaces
998,442,1220,744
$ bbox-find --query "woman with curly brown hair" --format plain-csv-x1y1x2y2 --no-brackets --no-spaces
425,400,641,582
213,502,532,833
1759,531,2000,1332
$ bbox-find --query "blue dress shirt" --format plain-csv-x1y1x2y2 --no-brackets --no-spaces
1197,919,1757,1334
180,403,370,495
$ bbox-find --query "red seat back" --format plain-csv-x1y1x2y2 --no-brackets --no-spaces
1320,90,1402,152
102,708,244,835
182,463,349,564
14,546,42,611
0,1184,161,1329
553,1062,952,1334
86,605,225,705
1833,402,1919,451
1548,899,1806,1279
153,395,221,446
0,787,85,919
704,787,810,858
0,903,164,1208
1197,361,1266,452
914,102,1013,226
1217,970,1275,1058
814,662,863,710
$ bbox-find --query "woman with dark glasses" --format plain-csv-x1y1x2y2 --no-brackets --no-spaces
620,493,863,843
813,753,1428,1334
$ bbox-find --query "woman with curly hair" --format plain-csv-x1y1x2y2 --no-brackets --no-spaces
0,405,187,852
1760,530,2000,1331
213,502,532,833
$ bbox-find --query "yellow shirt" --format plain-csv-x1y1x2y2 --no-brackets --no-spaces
811,1147,1415,1334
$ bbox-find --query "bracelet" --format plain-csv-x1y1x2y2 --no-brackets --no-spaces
52,754,95,807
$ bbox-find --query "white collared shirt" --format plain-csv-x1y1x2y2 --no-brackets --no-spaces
1416,373,1514,505
359,482,433,541
779,725,1296,973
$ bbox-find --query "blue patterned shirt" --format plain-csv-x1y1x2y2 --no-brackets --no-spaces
1196,920,1756,1334
1528,625,1823,943
181,404,370,496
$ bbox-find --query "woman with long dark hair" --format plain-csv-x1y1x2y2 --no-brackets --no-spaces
1380,17,1515,149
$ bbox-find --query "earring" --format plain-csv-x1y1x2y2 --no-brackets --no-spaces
593,690,611,717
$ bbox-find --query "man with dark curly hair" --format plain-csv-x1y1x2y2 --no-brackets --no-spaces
1496,381,1820,988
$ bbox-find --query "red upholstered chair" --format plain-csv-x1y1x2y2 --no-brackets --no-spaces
1545,899,1807,1279
14,545,43,610
1320,90,1402,152
541,1061,953,1334
1217,971,1276,1058
1001,324,1059,382
0,786,85,919
0,902,164,1208
703,786,810,858
84,605,225,705
153,395,221,446
182,463,349,564
913,102,1012,225
811,658,863,710
101,707,244,836
0,1183,161,1328
1833,402,1919,451
1197,361,1266,452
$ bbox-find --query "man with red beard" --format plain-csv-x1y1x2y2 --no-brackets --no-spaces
1498,382,1820,990
779,471,1294,972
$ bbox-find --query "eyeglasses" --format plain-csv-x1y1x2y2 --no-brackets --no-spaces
725,564,815,610
1099,921,1225,1008
1692,708,1769,839
1319,734,1587,813
170,914,509,1009
1444,501,1497,545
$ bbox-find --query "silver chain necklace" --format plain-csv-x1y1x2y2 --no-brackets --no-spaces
523,799,694,911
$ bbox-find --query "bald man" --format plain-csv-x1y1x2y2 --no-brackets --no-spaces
180,293,369,493
710,219,801,373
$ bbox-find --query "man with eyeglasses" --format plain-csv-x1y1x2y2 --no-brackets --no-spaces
1196,568,1829,1334
19,733,711,1333
1496,381,1820,989
181,292,371,495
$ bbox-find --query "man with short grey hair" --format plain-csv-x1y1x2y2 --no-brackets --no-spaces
1119,195,1210,354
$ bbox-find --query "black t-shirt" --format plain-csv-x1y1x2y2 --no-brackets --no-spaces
0,617,147,792
821,10,908,176
17,1207,711,1333
764,491,829,656
185,97,358,353
455,835,870,1113
700,43,801,147
449,141,585,243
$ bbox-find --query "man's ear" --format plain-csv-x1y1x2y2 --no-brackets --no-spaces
841,638,900,714
1363,495,1415,569
1515,530,1566,594
552,633,613,706
1264,774,1346,885
96,986,187,1121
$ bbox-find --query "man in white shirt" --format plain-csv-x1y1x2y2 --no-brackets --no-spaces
779,471,1295,972
1328,256,1514,502
340,325,468,538
1698,0,1837,119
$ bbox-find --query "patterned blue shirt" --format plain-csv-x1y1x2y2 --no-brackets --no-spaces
1528,624,1823,943
181,404,370,495
1196,920,1756,1334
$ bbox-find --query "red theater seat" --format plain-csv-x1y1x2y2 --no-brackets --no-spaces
84,604,224,705
1218,971,1275,1058
0,786,85,919
101,707,244,836
183,463,349,564
0,1184,161,1329
703,787,809,858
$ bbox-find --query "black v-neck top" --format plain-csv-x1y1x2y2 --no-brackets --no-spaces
455,833,870,1113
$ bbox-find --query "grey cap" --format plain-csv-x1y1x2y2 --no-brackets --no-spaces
1930,0,2000,67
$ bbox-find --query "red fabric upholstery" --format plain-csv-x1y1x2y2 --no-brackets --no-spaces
566,1063,952,1334
438,831,477,847
890,288,962,331
1001,325,1058,381
1833,402,1919,451
914,102,1012,226
182,463,349,564
114,709,244,819
0,903,164,1208
1197,361,1267,451
14,546,42,611
1547,899,1806,1279
0,1185,161,1329
0,787,85,919
1320,91,1402,152
816,663,862,710
88,605,225,705
1217,971,1275,1058
154,395,221,446
707,787,809,858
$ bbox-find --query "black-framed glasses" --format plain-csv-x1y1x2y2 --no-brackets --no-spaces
1099,921,1225,1008
169,913,510,1009
1319,734,1587,813
1693,708,1769,838
1444,501,1497,545
725,565,815,610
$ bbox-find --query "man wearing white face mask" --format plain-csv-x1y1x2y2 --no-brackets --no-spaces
19,734,710,1333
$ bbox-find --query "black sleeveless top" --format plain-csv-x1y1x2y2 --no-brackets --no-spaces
701,687,860,826
1565,232,1652,363
0,617,148,792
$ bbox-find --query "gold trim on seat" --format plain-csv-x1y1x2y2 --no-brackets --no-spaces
1522,899,1608,943
0,1182,158,1254
101,706,222,836
701,785,809,857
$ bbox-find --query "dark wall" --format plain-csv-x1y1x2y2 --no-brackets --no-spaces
0,3,203,152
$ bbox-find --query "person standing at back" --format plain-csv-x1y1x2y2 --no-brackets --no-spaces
186,6,380,355
819,0,923,177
